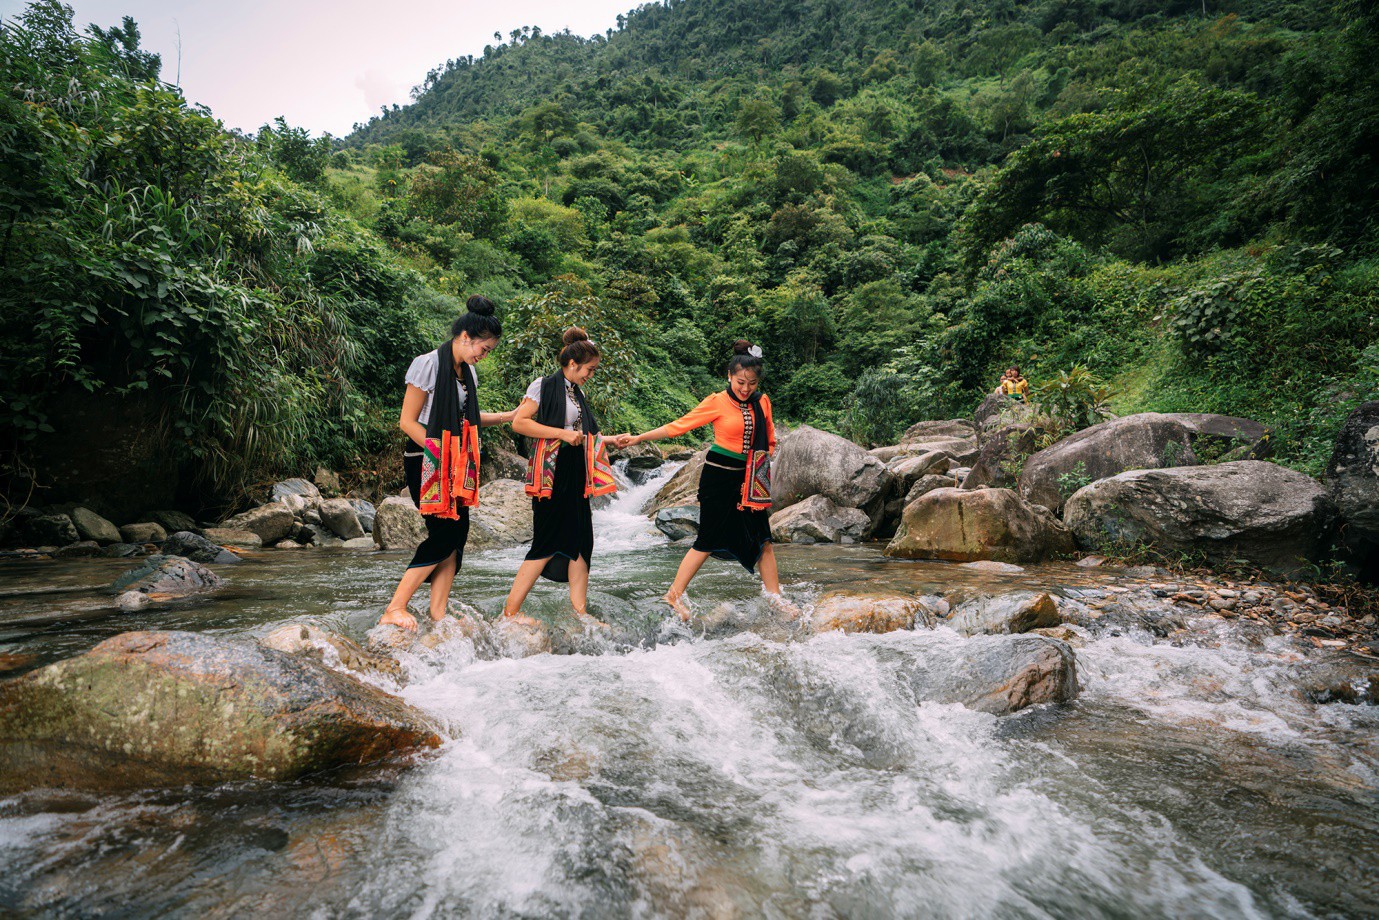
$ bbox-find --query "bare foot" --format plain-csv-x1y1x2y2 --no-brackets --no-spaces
379,607,418,632
502,609,541,628
662,593,692,621
574,609,610,629
765,592,802,621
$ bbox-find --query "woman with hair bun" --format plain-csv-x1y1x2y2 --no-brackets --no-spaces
620,340,786,616
502,326,620,624
378,295,519,632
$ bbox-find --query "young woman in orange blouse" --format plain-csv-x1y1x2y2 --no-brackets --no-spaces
620,340,782,616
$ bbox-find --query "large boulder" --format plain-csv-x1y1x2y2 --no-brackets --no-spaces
318,498,365,540
119,521,167,544
946,592,1062,637
1063,460,1335,576
202,527,262,549
372,497,427,550
974,392,1037,438
220,502,295,545
887,450,951,493
770,494,870,544
901,419,976,443
885,487,1076,564
21,513,78,547
963,424,1041,490
772,426,895,531
270,478,321,514
1019,413,1199,513
468,479,534,549
480,444,528,484
1324,401,1379,578
161,531,240,565
655,505,700,541
68,506,122,545
111,554,224,599
1160,413,1272,460
644,449,706,516
899,634,1079,715
809,592,937,634
0,631,442,793
904,474,958,506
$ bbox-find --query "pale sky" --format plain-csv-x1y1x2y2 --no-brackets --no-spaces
0,0,640,136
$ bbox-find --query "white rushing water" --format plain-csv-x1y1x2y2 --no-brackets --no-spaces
1,463,1376,917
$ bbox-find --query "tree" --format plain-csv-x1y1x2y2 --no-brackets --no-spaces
406,149,506,236
87,15,160,82
734,96,779,146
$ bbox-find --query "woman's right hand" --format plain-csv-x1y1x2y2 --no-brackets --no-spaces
562,430,585,447
379,608,418,632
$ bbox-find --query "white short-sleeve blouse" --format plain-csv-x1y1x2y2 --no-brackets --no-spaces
523,376,581,430
405,351,473,426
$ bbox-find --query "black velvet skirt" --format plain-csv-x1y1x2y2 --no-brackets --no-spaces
693,456,772,573
404,451,469,574
527,442,593,582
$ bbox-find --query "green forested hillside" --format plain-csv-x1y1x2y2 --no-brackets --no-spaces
3,0,1377,516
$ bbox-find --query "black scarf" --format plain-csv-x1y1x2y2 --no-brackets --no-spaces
424,342,480,439
726,388,768,453
535,371,600,436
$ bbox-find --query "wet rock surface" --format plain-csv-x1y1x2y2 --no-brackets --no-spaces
0,630,442,793
655,505,700,541
809,591,937,634
947,591,1062,636
110,554,224,599
161,531,240,565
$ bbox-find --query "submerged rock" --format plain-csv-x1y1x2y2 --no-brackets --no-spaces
1296,651,1379,705
111,554,223,599
809,592,937,634
947,592,1062,637
0,630,442,793
372,496,427,550
885,487,1076,564
492,615,552,658
897,634,1080,715
769,495,868,544
1063,461,1335,576
161,531,239,565
261,623,403,682
655,505,701,541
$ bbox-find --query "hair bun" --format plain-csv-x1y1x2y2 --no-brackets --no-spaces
731,339,752,355
466,294,496,316
562,326,590,346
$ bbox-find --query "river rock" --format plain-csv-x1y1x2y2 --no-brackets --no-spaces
261,623,403,682
1063,461,1335,575
219,502,294,545
480,445,528,484
625,455,665,485
68,506,122,545
0,630,442,793
809,592,937,634
901,419,976,443
116,590,150,611
769,495,868,544
1324,401,1379,577
1019,413,1199,513
102,542,145,558
961,560,1026,575
341,536,375,549
119,522,167,544
22,513,78,547
887,450,951,492
885,487,1076,563
55,540,103,558
947,592,1062,636
899,634,1080,715
974,391,1038,435
318,498,365,540
964,424,1041,490
349,499,376,533
655,505,700,541
904,474,957,506
372,497,427,550
645,449,706,515
1296,651,1379,705
468,479,534,549
112,554,224,599
148,510,198,535
161,531,240,564
492,616,552,658
270,478,321,514
202,527,262,549
772,426,895,531
312,467,342,496
1161,413,1272,460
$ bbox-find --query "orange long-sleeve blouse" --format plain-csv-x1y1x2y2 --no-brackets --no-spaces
662,391,776,459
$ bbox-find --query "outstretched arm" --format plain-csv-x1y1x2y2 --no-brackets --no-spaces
625,394,720,446
479,408,518,426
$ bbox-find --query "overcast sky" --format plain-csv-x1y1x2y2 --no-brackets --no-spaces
0,0,638,136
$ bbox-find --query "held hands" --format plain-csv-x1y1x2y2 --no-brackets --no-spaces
611,433,638,449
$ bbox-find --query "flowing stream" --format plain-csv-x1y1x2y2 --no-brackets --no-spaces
1,466,1377,918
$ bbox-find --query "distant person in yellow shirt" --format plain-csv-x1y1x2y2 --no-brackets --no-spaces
999,366,1029,401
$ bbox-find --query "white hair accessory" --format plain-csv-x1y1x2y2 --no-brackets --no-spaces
748,345,763,358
